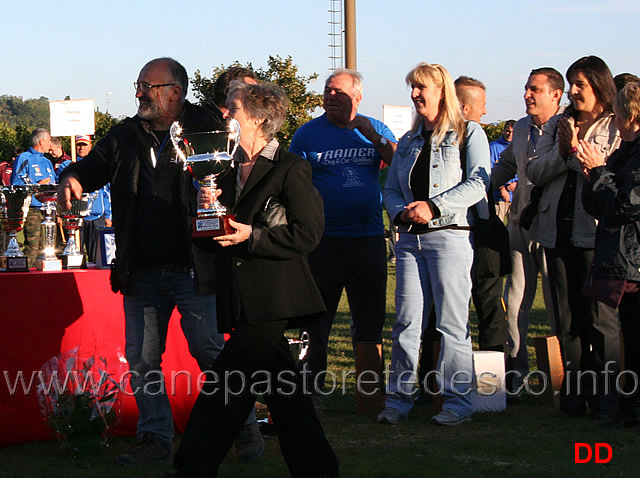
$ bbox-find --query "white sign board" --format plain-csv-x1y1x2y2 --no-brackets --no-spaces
382,105,412,142
49,99,95,137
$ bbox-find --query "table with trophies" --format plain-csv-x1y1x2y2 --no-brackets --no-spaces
0,120,245,446
0,184,202,446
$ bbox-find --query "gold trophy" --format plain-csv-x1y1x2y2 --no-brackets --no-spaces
170,120,240,237
0,185,35,272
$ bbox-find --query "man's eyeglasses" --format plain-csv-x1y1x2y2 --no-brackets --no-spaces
134,81,177,93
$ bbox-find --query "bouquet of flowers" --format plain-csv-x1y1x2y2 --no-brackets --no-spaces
36,347,123,455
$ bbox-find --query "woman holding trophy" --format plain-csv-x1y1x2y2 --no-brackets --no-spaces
168,82,338,477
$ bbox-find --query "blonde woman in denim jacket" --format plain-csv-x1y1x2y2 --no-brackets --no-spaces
378,63,490,426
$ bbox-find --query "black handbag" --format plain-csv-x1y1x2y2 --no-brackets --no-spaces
257,196,288,227
472,212,512,278
519,185,543,231
461,125,512,279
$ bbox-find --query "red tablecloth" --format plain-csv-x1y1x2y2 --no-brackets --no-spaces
0,268,202,447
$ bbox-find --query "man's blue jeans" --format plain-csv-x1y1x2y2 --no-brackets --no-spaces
386,230,474,417
123,267,225,446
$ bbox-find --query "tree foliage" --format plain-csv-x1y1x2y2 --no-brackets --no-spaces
0,96,122,160
0,123,18,160
0,95,50,130
94,110,121,140
191,61,252,105
482,122,507,143
191,55,322,149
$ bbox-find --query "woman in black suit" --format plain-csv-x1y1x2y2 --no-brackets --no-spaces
169,82,339,477
580,81,640,427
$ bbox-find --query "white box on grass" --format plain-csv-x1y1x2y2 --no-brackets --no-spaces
471,351,506,412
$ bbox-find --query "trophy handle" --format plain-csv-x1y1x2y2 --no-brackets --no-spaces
228,119,241,158
170,122,188,168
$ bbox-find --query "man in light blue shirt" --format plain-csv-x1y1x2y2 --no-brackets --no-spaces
10,128,55,266
490,121,517,222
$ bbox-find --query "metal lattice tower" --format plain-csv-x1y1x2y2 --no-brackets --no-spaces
328,0,343,71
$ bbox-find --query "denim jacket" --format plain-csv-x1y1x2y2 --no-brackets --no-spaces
384,121,490,232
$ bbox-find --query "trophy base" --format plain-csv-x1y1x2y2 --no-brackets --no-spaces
0,256,29,272
192,214,236,238
35,257,63,271
58,253,87,270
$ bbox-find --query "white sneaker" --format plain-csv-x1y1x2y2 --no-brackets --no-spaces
431,408,471,426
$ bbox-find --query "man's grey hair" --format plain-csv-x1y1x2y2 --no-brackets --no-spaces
147,57,189,100
326,68,364,98
30,128,50,147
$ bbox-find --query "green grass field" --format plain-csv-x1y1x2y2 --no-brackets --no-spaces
1,265,637,477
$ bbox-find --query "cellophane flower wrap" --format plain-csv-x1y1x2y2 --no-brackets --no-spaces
36,347,122,455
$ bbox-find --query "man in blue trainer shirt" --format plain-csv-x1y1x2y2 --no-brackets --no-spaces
290,69,396,409
10,128,56,267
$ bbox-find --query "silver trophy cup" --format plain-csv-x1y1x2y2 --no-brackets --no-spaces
0,185,36,272
170,120,240,237
33,184,62,271
57,194,91,269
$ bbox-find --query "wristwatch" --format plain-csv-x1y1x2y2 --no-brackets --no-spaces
378,136,388,147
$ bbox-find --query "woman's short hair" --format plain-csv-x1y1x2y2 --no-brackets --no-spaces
566,56,616,115
614,82,640,129
227,81,289,141
405,63,465,145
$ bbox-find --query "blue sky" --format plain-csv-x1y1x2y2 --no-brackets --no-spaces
3,0,640,126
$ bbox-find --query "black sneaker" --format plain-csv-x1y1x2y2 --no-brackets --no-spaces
235,420,265,462
114,433,172,466
160,471,196,478
311,395,324,413
603,403,639,428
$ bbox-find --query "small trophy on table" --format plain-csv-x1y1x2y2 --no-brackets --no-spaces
170,120,240,237
57,194,91,269
0,185,36,272
34,184,62,271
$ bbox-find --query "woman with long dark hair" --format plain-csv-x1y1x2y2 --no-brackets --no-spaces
526,55,621,417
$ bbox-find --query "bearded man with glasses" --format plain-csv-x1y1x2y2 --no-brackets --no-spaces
58,57,264,467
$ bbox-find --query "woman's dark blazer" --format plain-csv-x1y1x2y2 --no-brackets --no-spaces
583,137,640,282
213,142,326,332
